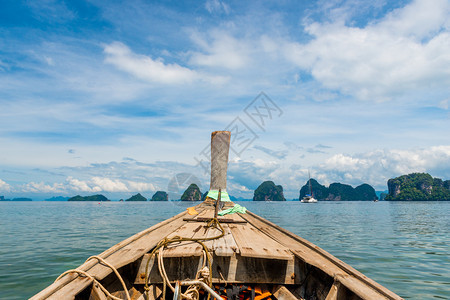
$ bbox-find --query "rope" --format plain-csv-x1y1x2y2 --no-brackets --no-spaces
55,256,131,300
144,217,225,300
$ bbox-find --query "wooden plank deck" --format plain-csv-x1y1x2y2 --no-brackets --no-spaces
213,223,239,256
31,206,206,300
31,200,402,300
229,219,293,260
239,211,403,300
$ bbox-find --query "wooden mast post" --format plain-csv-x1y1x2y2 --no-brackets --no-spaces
209,131,231,210
210,131,231,191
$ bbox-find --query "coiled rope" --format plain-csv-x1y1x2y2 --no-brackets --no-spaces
54,205,225,300
144,217,225,300
55,255,131,300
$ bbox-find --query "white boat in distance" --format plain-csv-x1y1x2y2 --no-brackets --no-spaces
301,172,318,203
301,194,318,203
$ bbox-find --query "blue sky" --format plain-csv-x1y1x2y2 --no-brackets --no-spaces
0,0,449,200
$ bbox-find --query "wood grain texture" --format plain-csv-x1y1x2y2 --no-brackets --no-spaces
239,211,403,300
229,223,293,260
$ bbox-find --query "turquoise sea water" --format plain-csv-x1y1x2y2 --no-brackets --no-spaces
0,201,449,299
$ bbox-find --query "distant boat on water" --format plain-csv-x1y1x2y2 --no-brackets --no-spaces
301,171,318,203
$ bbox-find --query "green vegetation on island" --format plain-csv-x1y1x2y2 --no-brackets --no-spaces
68,194,110,201
181,184,202,201
385,173,450,201
1,196,32,201
13,197,33,201
4,172,448,203
125,193,147,201
253,181,286,201
299,179,378,201
151,191,168,201
45,196,70,201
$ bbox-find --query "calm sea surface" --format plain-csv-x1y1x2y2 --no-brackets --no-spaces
0,201,449,299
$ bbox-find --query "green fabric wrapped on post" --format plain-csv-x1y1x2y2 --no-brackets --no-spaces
218,204,247,216
206,190,231,202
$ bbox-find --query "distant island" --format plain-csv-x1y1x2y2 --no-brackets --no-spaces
385,173,450,201
0,196,32,201
230,195,250,201
181,184,202,201
125,193,147,201
253,181,286,201
151,191,168,201
4,172,448,203
299,179,378,201
45,196,70,201
68,194,110,201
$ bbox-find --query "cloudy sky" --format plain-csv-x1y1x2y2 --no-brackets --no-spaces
0,0,449,200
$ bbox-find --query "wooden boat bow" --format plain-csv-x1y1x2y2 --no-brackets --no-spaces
31,131,403,300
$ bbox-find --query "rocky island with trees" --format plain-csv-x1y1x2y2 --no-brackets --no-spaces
0,196,32,201
253,181,286,201
125,193,147,201
68,194,110,201
4,172,448,203
181,183,202,201
299,179,378,201
151,191,168,201
385,173,450,201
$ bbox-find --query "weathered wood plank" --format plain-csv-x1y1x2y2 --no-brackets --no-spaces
239,211,403,300
31,207,205,300
89,283,108,300
135,253,296,285
224,212,247,222
194,208,215,219
273,285,299,300
198,224,222,252
135,285,161,300
213,224,238,257
163,222,207,257
43,276,92,300
183,217,247,223
210,131,230,191
325,281,341,300
229,223,293,260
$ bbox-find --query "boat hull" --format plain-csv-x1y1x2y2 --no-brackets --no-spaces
301,196,318,203
31,200,402,300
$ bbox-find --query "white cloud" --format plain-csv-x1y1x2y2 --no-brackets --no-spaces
104,41,228,85
205,0,230,15
227,182,250,193
286,0,450,100
64,176,156,193
21,182,64,193
438,99,449,110
3,144,450,199
189,30,249,70
318,146,450,188
0,179,11,192
90,177,129,192
224,145,450,198
26,0,75,23
104,42,199,84
127,181,156,192
43,56,55,66
0,60,9,71
376,0,450,39
66,176,93,192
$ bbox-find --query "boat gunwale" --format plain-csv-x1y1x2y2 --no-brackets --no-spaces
241,210,403,300
30,205,204,300
31,200,403,300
